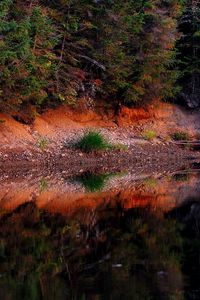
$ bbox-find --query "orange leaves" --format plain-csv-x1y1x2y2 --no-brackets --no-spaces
91,79,103,87
70,68,87,81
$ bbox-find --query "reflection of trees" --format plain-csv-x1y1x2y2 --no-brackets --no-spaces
168,199,200,300
0,202,185,300
102,206,184,300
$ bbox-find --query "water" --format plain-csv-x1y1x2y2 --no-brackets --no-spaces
0,167,200,300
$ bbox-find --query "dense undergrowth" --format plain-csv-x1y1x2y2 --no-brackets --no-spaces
0,0,199,119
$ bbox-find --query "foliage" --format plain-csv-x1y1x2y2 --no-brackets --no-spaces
176,0,200,107
142,130,157,140
37,136,49,150
0,0,59,112
0,0,187,115
75,131,111,152
171,131,190,141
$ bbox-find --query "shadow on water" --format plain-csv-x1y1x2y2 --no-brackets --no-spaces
1,168,200,299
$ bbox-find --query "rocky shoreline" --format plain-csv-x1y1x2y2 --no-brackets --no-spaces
1,102,200,175
0,141,199,178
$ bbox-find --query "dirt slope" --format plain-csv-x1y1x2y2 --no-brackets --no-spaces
1,102,200,149
0,101,200,167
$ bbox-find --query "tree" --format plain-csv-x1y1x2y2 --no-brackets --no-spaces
0,0,188,116
0,0,58,113
177,0,200,108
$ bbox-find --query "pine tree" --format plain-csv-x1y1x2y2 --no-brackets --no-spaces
177,0,200,107
0,0,189,116
0,0,58,112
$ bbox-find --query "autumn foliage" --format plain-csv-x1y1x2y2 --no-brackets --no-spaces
0,0,197,115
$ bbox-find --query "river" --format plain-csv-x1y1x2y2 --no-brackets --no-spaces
0,165,200,299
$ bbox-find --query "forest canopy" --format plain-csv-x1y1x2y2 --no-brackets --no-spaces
0,0,199,115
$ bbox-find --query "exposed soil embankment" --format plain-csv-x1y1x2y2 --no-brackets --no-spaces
0,101,200,168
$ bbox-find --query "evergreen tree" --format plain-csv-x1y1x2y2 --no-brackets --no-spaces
0,0,189,116
177,0,200,107
0,0,58,113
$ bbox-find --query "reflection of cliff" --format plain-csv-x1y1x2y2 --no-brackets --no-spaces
0,172,200,218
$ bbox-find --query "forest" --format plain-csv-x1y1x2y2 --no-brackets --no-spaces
0,0,199,117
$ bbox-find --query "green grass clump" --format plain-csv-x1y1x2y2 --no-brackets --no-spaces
171,131,190,141
76,131,111,152
37,136,49,150
142,130,157,141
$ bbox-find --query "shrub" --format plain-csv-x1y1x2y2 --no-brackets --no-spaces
142,130,157,141
171,131,190,141
75,131,111,152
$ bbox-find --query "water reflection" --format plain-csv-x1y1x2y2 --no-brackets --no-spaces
0,169,200,299
0,202,184,300
73,172,117,192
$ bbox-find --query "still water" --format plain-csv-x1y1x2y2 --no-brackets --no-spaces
0,167,200,300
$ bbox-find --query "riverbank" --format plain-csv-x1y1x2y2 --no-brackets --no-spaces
0,141,199,179
0,101,200,170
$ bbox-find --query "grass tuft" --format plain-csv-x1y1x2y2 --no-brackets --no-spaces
171,131,190,141
142,130,157,141
37,136,49,150
75,131,111,152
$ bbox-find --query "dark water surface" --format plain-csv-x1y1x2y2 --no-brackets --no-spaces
1,168,200,300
